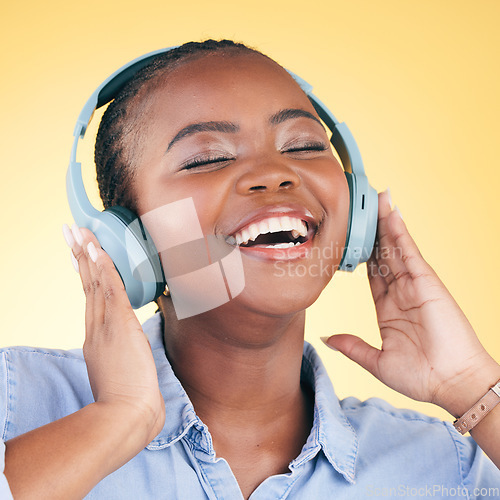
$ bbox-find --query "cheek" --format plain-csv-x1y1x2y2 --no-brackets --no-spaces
135,175,224,263
165,179,225,239
136,171,213,216
312,163,350,226
134,174,238,319
309,164,350,263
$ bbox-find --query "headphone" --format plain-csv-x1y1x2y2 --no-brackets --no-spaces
66,46,378,309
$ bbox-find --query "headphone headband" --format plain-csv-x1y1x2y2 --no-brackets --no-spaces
71,47,365,179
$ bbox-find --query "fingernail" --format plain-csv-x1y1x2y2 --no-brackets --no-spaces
71,224,84,246
320,336,338,351
385,188,392,207
70,253,79,273
87,242,98,263
62,224,75,248
394,205,403,220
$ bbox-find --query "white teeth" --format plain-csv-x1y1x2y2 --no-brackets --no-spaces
258,220,270,235
241,228,251,245
279,216,293,231
265,242,300,249
268,218,281,233
247,223,261,243
229,215,309,246
295,218,308,237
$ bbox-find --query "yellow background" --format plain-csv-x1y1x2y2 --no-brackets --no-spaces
1,1,499,422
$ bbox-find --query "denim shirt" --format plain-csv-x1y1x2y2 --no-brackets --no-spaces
0,313,498,499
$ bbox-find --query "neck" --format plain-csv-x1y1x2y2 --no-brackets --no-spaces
159,297,313,439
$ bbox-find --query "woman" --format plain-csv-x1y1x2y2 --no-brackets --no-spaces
2,40,499,499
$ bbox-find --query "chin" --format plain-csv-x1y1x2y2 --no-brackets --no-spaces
235,269,331,317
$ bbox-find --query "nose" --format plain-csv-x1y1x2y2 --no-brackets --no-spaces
235,157,301,195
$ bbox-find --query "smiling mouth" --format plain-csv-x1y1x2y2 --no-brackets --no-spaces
225,215,316,248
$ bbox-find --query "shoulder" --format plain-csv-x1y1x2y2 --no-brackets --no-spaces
300,343,499,487
340,395,460,449
0,313,164,441
341,395,444,426
0,343,84,360
0,344,86,380
0,345,92,440
340,396,500,487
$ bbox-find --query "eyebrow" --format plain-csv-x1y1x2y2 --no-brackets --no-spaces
166,121,239,152
269,108,323,127
166,108,323,152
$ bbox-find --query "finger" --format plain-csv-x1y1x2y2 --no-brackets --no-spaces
62,224,80,273
78,230,137,330
322,334,382,380
374,190,409,283
78,228,106,328
366,252,389,305
69,224,95,334
386,208,433,281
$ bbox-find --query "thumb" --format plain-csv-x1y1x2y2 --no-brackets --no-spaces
321,334,382,380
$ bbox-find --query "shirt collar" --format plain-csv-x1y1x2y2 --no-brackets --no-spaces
142,313,358,483
142,313,202,450
298,342,358,483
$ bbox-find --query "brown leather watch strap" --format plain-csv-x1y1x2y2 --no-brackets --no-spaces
453,381,500,435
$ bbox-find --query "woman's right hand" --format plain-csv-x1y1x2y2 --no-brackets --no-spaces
65,223,165,446
3,226,166,499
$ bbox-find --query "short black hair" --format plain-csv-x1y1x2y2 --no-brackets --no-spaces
94,39,267,214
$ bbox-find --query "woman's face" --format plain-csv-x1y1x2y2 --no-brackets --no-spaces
133,52,350,317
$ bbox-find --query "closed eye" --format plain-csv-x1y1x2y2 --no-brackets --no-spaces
181,155,235,171
282,141,328,154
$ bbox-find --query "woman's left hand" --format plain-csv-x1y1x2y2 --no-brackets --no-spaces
323,190,500,417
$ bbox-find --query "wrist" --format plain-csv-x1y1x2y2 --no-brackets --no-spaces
434,357,500,419
453,381,500,434
93,398,164,449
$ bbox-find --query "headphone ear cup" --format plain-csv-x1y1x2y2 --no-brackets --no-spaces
94,206,165,308
339,172,378,271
